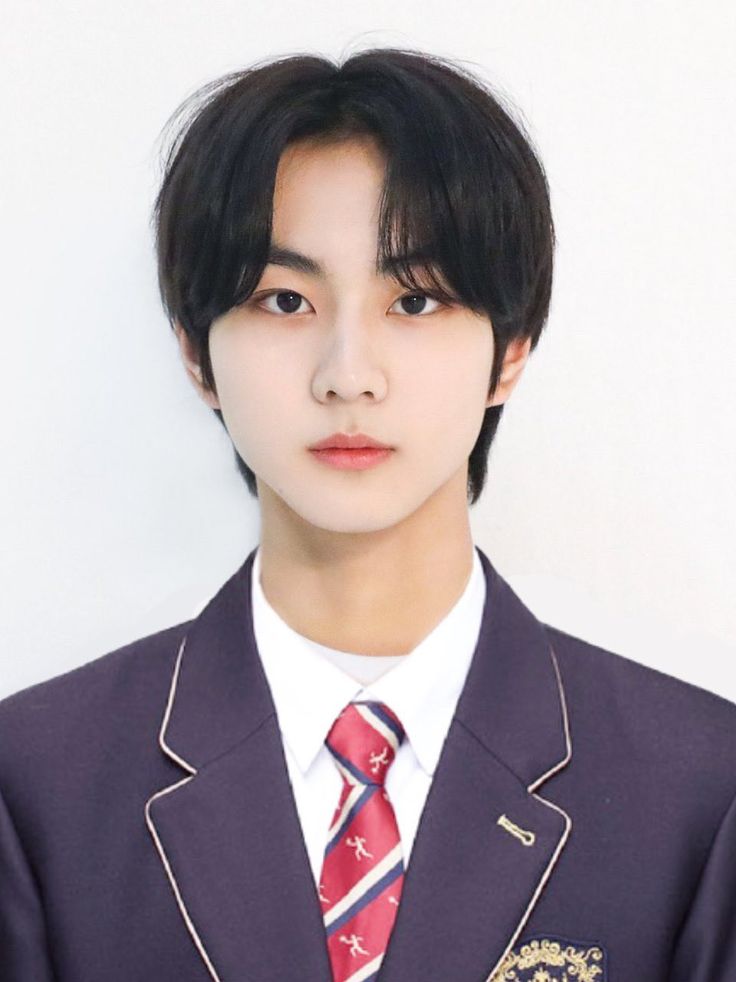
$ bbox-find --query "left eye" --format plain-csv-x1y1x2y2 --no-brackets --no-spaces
390,292,444,316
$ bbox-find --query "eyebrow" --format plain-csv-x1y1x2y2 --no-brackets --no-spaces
265,242,436,278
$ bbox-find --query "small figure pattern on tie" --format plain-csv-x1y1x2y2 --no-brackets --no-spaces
319,700,406,982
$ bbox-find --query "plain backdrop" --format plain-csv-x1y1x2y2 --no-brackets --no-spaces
2,1,735,701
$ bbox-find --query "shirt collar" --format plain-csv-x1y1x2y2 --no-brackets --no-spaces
251,545,486,778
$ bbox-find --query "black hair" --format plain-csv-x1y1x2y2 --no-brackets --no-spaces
152,47,554,505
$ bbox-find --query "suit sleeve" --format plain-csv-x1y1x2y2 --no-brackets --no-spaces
668,787,736,981
0,785,57,981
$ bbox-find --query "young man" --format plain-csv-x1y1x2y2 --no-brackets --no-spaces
1,47,734,982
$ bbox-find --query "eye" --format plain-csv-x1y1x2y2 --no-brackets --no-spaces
389,291,446,316
254,290,314,315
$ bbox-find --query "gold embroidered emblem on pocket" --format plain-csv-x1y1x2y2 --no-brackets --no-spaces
491,936,606,980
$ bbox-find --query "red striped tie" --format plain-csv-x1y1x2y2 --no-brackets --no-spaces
318,700,406,982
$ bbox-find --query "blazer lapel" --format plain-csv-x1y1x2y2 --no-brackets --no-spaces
144,550,332,981
377,548,572,982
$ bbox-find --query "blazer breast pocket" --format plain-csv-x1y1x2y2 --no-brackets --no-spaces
491,936,606,980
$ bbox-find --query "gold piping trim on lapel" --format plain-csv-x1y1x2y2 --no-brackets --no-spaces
144,635,223,982
528,644,572,793
484,643,573,982
158,636,196,775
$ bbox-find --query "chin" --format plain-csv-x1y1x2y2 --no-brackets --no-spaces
283,493,421,536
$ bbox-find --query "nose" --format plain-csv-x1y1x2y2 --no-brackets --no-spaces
311,319,388,404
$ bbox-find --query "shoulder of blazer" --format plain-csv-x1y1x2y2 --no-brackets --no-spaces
541,622,736,820
543,621,736,730
0,620,191,790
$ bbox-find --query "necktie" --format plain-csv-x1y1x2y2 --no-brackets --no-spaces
318,700,406,982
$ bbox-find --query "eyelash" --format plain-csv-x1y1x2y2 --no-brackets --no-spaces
250,288,450,317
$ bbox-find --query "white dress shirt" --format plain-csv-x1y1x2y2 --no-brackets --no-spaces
251,544,487,889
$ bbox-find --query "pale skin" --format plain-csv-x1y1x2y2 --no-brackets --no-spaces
175,134,531,657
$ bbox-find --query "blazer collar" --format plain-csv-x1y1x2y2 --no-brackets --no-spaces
146,546,572,982
455,548,571,792
159,549,274,772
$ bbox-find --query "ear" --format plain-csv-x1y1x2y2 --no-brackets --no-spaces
174,322,220,409
486,336,532,408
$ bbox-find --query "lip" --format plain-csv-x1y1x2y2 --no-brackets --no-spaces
308,432,393,450
309,447,393,471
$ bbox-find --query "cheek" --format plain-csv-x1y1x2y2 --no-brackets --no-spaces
407,339,493,442
209,335,294,448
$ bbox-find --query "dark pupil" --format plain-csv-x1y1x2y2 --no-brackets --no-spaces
276,291,302,313
401,294,427,314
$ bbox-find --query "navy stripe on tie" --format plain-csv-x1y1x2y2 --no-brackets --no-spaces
325,856,405,937
327,744,378,786
362,701,404,743
324,784,377,858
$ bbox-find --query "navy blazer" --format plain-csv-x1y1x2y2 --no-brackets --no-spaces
1,546,735,981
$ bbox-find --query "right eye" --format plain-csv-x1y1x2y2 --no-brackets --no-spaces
253,290,314,316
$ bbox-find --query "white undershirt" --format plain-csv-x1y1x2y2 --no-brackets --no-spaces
251,544,487,887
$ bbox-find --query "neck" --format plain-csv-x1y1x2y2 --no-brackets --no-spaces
257,473,475,656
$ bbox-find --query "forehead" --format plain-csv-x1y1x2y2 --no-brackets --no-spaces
271,136,385,232
269,135,440,281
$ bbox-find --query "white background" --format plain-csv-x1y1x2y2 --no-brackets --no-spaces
2,2,735,701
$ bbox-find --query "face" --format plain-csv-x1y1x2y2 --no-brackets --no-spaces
177,135,529,536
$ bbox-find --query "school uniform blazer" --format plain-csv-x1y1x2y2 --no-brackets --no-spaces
1,546,735,981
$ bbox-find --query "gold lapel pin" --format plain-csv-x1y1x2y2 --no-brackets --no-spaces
497,813,536,847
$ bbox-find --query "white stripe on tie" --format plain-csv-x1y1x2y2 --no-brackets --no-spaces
327,782,365,840
344,953,384,982
323,842,403,928
355,704,401,754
